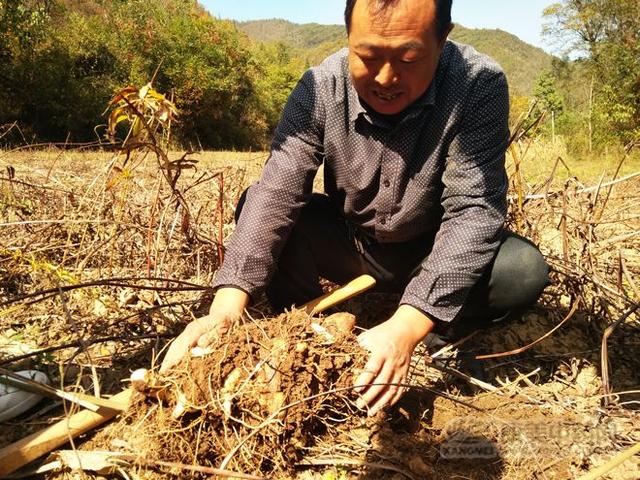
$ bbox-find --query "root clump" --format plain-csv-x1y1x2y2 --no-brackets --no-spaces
98,310,368,477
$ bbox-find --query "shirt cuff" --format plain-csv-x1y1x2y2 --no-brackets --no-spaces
212,269,261,302
399,291,464,325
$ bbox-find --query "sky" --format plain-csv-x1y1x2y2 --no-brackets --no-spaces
200,0,554,52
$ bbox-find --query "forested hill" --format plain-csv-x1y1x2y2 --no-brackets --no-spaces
237,19,552,97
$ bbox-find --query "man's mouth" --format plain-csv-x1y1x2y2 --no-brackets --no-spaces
374,91,401,101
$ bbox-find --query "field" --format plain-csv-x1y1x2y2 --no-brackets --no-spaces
0,140,639,480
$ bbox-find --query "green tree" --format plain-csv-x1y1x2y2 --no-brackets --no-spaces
532,71,564,140
543,0,640,146
1,0,278,149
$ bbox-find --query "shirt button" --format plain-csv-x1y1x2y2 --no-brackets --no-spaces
380,217,387,225
383,178,391,188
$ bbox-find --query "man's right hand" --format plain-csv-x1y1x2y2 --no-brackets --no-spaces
160,287,249,373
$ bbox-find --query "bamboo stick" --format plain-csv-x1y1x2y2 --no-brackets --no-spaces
576,441,640,480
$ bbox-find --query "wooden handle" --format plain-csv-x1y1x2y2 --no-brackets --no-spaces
0,389,133,477
300,274,376,315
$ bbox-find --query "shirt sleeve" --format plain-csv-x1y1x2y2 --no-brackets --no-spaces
212,69,326,298
400,70,510,323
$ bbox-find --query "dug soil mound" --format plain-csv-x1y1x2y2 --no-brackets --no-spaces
92,310,370,477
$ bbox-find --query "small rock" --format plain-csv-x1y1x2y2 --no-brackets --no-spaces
324,312,357,333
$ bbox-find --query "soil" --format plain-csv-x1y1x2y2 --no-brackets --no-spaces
84,310,369,478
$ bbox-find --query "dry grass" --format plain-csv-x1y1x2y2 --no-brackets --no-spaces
0,139,638,479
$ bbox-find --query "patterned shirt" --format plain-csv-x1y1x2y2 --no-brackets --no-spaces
213,41,510,323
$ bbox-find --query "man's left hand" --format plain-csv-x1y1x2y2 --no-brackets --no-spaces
354,305,434,416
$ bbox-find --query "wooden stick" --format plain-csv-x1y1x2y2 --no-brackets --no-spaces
0,389,134,477
300,274,376,315
576,441,640,480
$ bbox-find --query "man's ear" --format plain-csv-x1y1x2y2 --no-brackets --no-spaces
438,23,454,49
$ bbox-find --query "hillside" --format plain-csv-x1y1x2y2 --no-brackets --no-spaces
236,19,552,97
449,27,552,98
237,19,345,49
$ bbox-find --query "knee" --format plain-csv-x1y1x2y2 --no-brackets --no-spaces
495,235,549,307
518,245,549,301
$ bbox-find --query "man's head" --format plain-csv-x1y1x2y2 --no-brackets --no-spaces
345,0,453,115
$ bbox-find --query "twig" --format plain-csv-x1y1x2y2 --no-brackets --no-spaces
594,151,629,223
430,331,477,359
474,300,579,360
133,455,265,480
0,367,124,411
0,276,208,307
0,331,175,366
511,171,640,201
601,305,640,405
426,360,498,392
621,254,640,300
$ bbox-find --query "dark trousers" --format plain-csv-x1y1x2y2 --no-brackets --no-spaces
237,193,549,340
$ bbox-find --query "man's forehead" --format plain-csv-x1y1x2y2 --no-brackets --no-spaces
352,40,427,51
350,0,438,37
359,0,435,18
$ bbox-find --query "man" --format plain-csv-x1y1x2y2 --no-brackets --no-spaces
161,0,549,416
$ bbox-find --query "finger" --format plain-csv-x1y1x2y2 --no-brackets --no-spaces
369,373,405,416
354,355,382,394
196,319,232,347
160,324,204,373
359,358,395,410
196,330,215,348
388,380,407,408
160,340,187,373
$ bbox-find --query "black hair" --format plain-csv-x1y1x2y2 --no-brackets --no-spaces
344,0,453,40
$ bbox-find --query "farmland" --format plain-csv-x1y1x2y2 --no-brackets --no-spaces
0,138,638,478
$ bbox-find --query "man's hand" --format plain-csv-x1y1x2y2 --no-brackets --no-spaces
160,287,249,373
354,305,434,416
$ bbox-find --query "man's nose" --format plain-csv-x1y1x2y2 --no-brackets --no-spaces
375,62,397,87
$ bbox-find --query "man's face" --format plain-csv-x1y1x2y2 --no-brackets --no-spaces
348,0,449,115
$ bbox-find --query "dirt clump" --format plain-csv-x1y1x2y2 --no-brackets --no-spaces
92,310,368,477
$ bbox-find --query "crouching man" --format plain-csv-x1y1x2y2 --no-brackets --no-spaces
161,0,549,416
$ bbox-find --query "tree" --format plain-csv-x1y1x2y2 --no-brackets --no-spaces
543,0,640,146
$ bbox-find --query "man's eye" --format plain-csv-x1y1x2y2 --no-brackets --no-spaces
400,58,418,64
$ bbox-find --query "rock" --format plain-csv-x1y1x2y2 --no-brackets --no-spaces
93,297,109,316
560,295,572,309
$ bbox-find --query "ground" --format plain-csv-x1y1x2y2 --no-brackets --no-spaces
0,143,639,479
